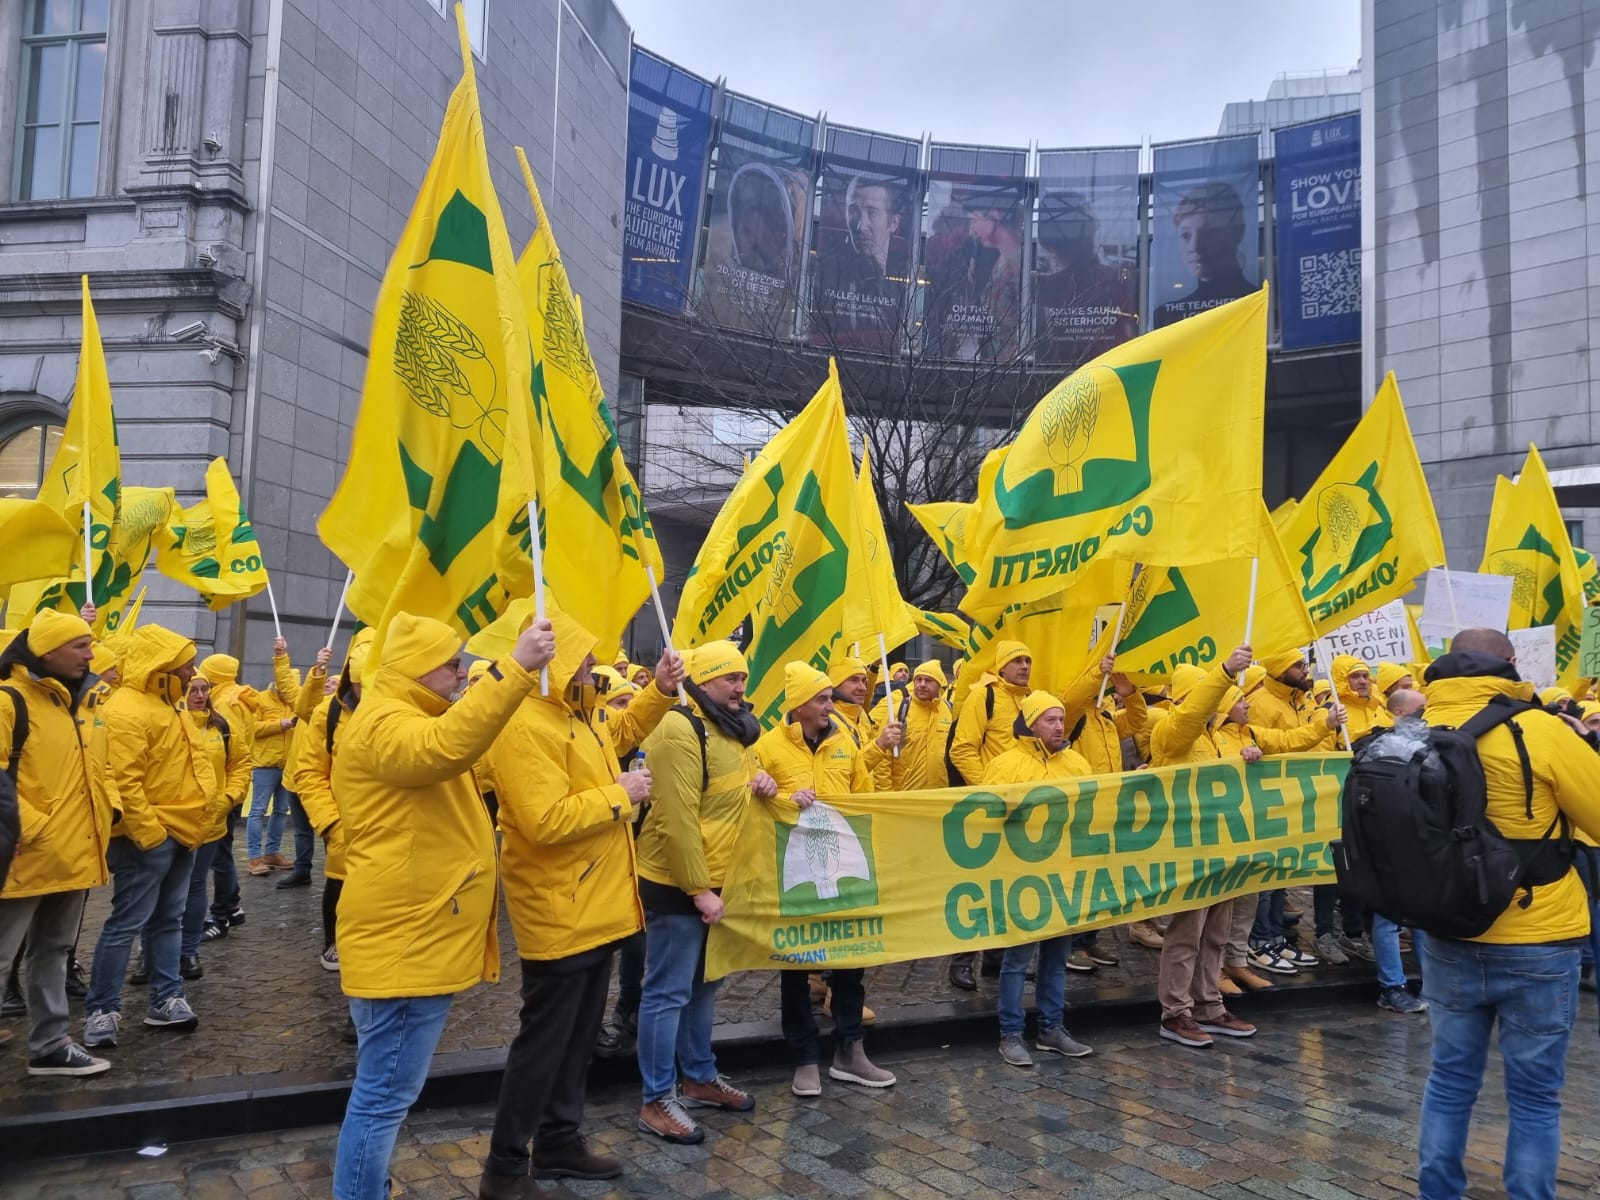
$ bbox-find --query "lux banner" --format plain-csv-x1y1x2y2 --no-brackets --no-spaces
706,754,1348,978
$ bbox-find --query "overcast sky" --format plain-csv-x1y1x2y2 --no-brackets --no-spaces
616,0,1362,148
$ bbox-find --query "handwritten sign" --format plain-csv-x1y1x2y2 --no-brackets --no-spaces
1579,606,1600,679
1321,601,1414,667
1420,569,1512,635
1508,626,1557,691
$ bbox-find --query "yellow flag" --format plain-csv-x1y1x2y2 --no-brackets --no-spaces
515,149,662,659
1574,546,1600,606
1115,506,1317,685
961,290,1267,617
13,486,171,636
118,586,146,635
1480,445,1586,685
850,448,917,651
11,277,123,622
319,10,538,646
156,459,269,609
0,500,79,590
912,608,971,650
1278,373,1445,635
1270,498,1298,532
906,500,977,588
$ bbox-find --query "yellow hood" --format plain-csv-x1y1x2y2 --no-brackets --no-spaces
119,626,197,704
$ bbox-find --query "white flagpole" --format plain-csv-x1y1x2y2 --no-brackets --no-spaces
877,631,898,758
1315,636,1354,752
645,564,674,654
264,579,284,641
1096,564,1143,707
527,500,549,696
81,500,95,609
1239,556,1260,685
326,568,353,651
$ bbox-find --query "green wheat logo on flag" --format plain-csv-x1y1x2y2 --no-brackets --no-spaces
775,803,878,918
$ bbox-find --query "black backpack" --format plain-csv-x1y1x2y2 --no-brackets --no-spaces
1331,695,1574,940
943,682,995,787
0,687,29,890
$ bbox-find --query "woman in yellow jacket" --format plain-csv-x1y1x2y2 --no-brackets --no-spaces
331,613,554,1200
270,639,333,889
168,675,247,979
289,632,363,971
84,625,215,1043
475,613,678,1191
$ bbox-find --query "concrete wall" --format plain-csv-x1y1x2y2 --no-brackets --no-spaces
1366,0,1600,563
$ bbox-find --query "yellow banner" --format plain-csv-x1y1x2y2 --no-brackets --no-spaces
706,753,1348,978
960,290,1267,618
1278,372,1446,633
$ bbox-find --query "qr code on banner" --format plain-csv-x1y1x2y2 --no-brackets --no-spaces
1299,248,1360,319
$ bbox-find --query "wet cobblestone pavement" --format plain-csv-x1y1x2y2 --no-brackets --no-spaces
9,998,1600,1199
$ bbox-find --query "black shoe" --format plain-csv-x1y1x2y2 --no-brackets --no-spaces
179,955,203,981
948,964,977,991
129,960,150,986
342,1016,359,1044
201,922,227,942
228,908,246,927
276,871,313,890
594,1023,636,1059
2,985,26,1018
531,1137,622,1181
614,1000,639,1036
65,959,87,999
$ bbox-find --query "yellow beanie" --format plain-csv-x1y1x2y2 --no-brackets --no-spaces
29,610,93,657
889,661,907,677
1239,664,1267,696
784,662,833,714
1168,663,1207,703
1219,685,1245,718
346,627,377,685
1019,690,1064,728
828,656,868,687
912,660,948,687
466,660,490,685
1261,649,1305,678
199,653,240,685
1375,662,1412,696
686,640,748,684
1539,686,1573,707
995,640,1031,671
379,613,459,679
90,642,120,677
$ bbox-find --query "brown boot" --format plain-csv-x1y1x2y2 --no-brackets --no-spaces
807,973,827,1005
263,853,294,871
1128,919,1165,949
1224,964,1274,992
679,1074,754,1112
246,858,271,877
638,1097,703,1144
821,991,876,1025
1218,973,1243,997
477,1172,538,1200
531,1137,622,1180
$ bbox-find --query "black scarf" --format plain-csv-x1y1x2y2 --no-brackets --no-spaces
682,677,761,747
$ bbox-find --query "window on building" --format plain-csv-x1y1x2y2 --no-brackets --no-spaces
0,421,64,498
16,0,108,201
463,0,487,60
1566,519,1585,551
615,372,644,468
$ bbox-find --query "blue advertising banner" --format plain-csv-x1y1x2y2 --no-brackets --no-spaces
1274,114,1360,350
623,49,714,313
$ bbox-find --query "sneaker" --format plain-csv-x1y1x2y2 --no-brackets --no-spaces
83,1010,121,1048
1127,920,1165,949
791,1063,822,1097
201,921,227,942
998,1035,1034,1067
27,1041,111,1077
65,958,87,999
144,996,199,1030
1247,945,1298,976
1159,1016,1213,1048
679,1074,754,1111
1085,945,1119,967
275,871,312,890
179,954,203,981
1197,1011,1257,1039
1035,1026,1093,1058
829,1040,896,1087
228,907,246,927
1065,949,1097,972
1342,934,1377,963
530,1137,622,1181
1277,940,1319,968
638,1097,704,1144
1223,964,1274,992
1378,986,1428,1015
247,858,272,876
1314,933,1349,965
0,984,24,1018
319,946,340,972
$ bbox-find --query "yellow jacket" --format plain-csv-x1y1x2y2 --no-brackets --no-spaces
101,628,218,852
486,615,673,961
251,685,296,769
1215,718,1332,759
635,698,759,896
292,694,350,878
1425,670,1600,944
1058,659,1148,775
832,700,879,748
0,656,115,898
334,652,539,999
982,738,1092,784
184,710,249,845
1250,675,1322,733
1150,667,1233,766
1331,656,1384,740
207,679,259,767
867,688,953,791
281,666,329,785
755,717,883,802
949,678,1030,784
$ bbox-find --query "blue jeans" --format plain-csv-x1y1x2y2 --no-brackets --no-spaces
334,994,455,1200
1250,890,1285,947
209,810,239,921
86,837,196,1012
636,910,721,1104
287,788,316,875
182,840,222,959
247,767,290,858
999,936,1070,1039
1417,934,1580,1200
1373,914,1405,989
